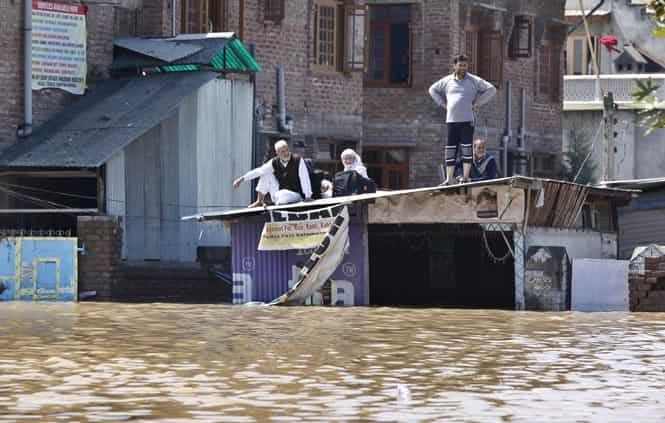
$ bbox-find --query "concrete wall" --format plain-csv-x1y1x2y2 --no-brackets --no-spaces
629,256,665,311
562,109,665,182
526,226,617,259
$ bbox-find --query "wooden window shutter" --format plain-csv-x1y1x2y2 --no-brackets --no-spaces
265,0,285,22
343,3,367,73
465,30,479,74
479,31,502,86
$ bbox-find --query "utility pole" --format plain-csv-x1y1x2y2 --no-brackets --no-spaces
603,92,616,181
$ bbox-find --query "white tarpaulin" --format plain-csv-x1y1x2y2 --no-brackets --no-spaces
269,206,350,305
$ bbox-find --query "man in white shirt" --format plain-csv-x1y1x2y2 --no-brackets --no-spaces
233,140,312,207
429,54,497,185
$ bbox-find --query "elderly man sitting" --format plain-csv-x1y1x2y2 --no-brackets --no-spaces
453,138,497,182
233,139,312,207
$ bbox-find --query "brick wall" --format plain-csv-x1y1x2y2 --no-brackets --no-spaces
629,256,665,312
0,0,164,151
77,215,230,302
77,216,123,300
229,0,364,154
363,0,566,187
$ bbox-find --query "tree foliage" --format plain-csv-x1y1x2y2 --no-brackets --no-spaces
561,125,597,185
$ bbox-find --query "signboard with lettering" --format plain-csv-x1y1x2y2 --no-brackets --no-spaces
31,1,87,94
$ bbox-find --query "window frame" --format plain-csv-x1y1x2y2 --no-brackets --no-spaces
264,0,285,22
362,147,410,190
180,0,225,34
508,15,532,58
313,0,340,73
364,4,412,88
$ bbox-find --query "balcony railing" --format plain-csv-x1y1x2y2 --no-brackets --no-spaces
564,74,665,110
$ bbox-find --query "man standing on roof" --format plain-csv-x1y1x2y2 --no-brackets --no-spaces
429,54,497,185
233,139,312,207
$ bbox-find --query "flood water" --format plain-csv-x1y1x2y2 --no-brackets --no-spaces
2,304,665,422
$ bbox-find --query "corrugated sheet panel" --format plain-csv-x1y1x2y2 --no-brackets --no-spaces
232,222,292,302
618,208,665,259
117,78,253,262
231,212,368,304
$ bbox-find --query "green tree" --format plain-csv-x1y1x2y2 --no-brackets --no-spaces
561,125,598,184
630,0,665,133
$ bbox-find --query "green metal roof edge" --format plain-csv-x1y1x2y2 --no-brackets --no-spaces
161,64,201,72
210,38,262,72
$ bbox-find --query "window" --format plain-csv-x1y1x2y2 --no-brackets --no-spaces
363,148,409,190
565,35,599,75
508,15,532,58
539,46,561,102
265,0,285,22
313,0,366,73
365,5,411,86
181,0,224,33
314,139,358,177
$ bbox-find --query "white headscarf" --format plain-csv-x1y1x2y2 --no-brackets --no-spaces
341,149,368,178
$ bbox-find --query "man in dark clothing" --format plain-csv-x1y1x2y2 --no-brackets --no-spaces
233,140,312,207
453,139,497,182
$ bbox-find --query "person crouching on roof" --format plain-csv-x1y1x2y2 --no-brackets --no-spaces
453,138,497,182
233,139,312,207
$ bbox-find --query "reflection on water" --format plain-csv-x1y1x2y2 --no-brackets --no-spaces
1,303,665,422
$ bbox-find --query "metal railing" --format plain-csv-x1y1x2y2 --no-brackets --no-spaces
564,74,665,103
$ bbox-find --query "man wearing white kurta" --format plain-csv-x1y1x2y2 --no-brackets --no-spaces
233,140,312,207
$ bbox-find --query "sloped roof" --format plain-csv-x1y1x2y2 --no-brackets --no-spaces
0,71,218,168
112,32,262,73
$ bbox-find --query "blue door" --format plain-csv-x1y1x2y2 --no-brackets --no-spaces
0,238,78,301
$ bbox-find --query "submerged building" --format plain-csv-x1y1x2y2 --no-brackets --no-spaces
186,176,634,311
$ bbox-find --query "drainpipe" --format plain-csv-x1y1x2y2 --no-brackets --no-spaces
515,87,528,176
172,0,176,36
501,80,512,177
17,0,33,138
276,65,293,133
568,0,605,35
250,44,260,168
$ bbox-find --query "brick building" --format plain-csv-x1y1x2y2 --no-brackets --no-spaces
1,0,566,185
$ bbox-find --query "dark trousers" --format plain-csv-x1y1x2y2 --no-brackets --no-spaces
446,121,474,147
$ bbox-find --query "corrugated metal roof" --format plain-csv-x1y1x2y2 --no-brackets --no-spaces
183,176,635,222
114,37,203,63
112,33,261,73
0,71,218,168
599,177,665,190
